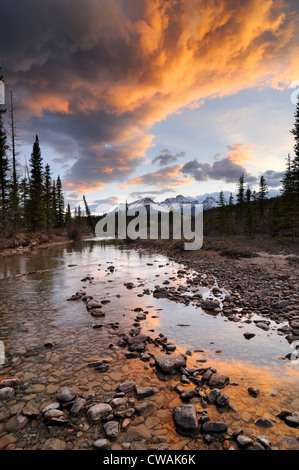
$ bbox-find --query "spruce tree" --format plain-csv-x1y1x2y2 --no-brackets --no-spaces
44,164,53,230
83,194,94,230
65,203,72,227
51,180,58,226
28,135,46,231
281,154,297,240
258,176,268,216
236,174,245,223
56,175,64,227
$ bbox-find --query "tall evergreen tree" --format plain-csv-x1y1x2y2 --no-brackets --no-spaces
65,203,72,227
246,186,252,203
56,175,64,227
44,164,53,230
51,180,58,226
83,194,94,230
258,176,268,216
28,135,46,231
236,174,245,222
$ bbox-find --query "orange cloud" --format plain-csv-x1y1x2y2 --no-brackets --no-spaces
222,144,254,164
125,164,193,189
4,0,299,191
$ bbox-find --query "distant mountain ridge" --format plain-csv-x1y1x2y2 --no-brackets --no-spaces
111,194,219,213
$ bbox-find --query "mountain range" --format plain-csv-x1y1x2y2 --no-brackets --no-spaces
114,194,219,214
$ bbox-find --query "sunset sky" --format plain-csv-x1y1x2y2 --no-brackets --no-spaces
1,0,299,211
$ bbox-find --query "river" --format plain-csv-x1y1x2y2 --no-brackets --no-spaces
0,240,298,450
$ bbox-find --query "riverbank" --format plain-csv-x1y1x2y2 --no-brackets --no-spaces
0,232,72,257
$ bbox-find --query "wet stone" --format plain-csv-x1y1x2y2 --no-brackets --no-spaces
117,381,136,393
0,387,15,400
57,387,77,403
135,401,156,418
173,405,199,435
103,421,119,440
154,354,187,374
136,387,158,398
208,374,229,390
93,439,109,449
254,418,274,428
42,438,67,450
87,403,113,423
202,421,228,433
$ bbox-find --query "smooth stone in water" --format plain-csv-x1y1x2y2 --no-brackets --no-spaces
172,405,199,435
103,421,119,440
87,403,113,423
57,387,76,403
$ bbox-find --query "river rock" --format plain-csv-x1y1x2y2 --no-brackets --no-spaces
127,334,148,352
237,435,254,448
208,374,229,390
284,414,299,428
22,405,39,418
206,388,221,404
202,300,220,311
173,404,198,435
70,397,86,414
202,421,228,433
93,439,109,449
0,378,20,389
103,421,119,440
154,354,186,374
135,401,156,417
57,387,76,403
254,418,274,428
255,322,270,331
90,309,106,318
43,409,67,425
136,387,158,398
42,438,67,450
86,300,102,310
5,414,29,433
244,332,256,340
87,403,112,423
110,397,128,407
117,381,136,393
248,386,260,398
0,387,15,400
42,402,61,414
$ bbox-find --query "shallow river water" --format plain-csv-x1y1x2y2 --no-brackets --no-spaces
0,240,298,450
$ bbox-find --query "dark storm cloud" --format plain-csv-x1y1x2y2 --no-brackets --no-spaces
263,170,284,188
152,149,185,167
181,157,257,184
1,0,298,192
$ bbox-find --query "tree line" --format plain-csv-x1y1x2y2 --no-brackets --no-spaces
204,97,299,242
0,71,92,234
